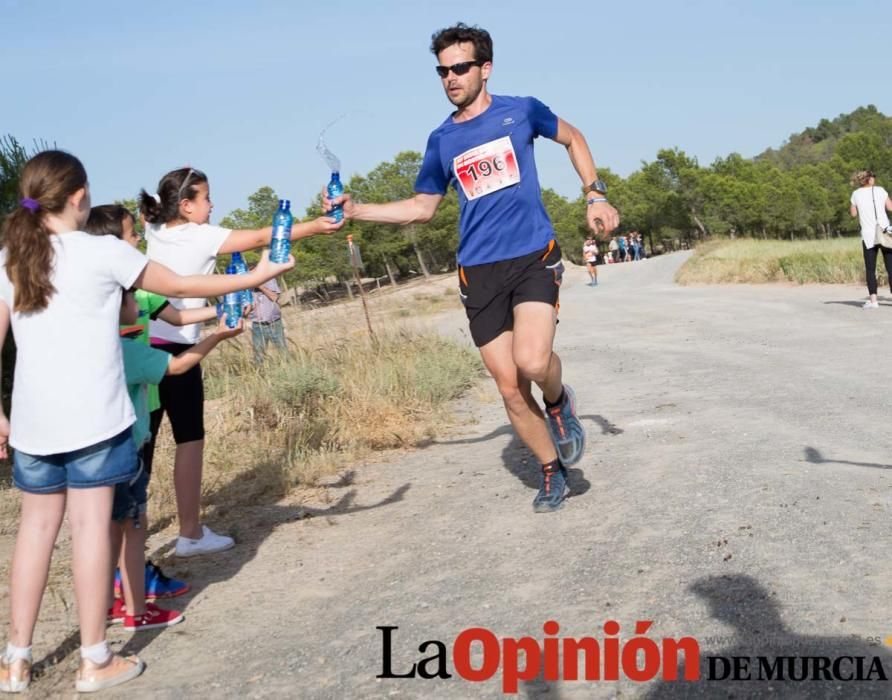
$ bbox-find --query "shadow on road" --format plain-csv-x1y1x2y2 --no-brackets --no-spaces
500,434,591,498
428,414,623,499
522,677,566,698
823,300,868,308
428,414,623,448
823,300,892,309
646,574,892,698
31,458,409,684
804,446,892,470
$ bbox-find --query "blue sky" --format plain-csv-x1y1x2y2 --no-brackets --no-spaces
3,0,889,220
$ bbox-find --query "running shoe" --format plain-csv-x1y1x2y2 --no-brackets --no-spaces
532,463,569,513
863,300,879,309
545,384,586,466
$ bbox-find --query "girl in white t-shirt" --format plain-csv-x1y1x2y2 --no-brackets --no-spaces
0,151,293,694
850,170,892,309
137,167,341,558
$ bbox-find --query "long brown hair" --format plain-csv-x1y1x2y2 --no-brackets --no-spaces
1,150,87,313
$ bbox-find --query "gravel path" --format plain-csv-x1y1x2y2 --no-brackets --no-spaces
33,252,892,698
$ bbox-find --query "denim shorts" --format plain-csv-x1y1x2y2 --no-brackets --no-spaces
112,457,149,523
13,429,138,494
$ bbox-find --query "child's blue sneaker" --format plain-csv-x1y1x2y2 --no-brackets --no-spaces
145,560,190,600
114,561,190,601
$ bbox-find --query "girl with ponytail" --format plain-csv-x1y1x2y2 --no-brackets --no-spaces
137,166,341,557
0,151,293,693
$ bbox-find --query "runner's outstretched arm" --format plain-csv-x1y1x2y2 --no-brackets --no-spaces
551,118,620,236
323,192,443,226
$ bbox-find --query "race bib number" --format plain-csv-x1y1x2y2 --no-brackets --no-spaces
453,136,520,201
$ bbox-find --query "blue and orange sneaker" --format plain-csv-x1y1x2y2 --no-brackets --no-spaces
544,384,586,466
114,561,190,601
532,463,569,513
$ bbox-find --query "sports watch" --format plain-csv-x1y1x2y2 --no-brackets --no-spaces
583,179,608,196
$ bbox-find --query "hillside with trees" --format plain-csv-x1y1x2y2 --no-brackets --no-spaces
2,105,891,296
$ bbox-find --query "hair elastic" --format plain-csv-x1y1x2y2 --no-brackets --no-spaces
20,198,40,212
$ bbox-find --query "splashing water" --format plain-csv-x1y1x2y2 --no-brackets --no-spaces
316,114,349,172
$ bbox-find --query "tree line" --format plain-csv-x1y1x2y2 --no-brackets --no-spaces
218,106,892,294
2,105,890,298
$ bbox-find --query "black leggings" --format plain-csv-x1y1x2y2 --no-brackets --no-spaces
863,242,892,295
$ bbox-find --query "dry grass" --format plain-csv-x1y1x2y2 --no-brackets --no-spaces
676,238,871,285
146,310,482,529
0,287,482,662
0,277,475,530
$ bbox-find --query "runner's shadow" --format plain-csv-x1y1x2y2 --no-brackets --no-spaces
500,434,591,498
428,414,622,448
646,574,892,698
804,446,892,470
32,457,409,681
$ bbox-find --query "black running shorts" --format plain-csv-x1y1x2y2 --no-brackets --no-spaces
458,240,564,348
149,342,205,445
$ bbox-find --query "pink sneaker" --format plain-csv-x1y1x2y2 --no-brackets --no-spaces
75,653,143,693
0,656,31,693
123,602,184,632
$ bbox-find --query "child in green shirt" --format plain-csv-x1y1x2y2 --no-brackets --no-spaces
111,291,243,630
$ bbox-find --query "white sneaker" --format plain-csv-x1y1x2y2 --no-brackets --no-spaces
175,525,235,557
863,300,880,309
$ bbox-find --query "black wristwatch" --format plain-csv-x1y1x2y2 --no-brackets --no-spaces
583,179,608,197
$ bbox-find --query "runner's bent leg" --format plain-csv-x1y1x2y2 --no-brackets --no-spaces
513,301,586,467
478,331,558,465
512,301,563,404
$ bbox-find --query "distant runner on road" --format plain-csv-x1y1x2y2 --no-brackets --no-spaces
323,22,619,512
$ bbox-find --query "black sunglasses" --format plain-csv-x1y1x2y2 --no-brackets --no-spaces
435,60,484,78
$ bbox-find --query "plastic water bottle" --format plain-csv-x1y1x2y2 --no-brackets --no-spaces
327,172,343,223
270,199,292,263
222,264,243,329
230,252,253,306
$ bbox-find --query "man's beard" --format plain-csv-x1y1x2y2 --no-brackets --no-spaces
447,80,482,109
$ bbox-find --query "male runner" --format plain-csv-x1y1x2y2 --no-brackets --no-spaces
324,23,619,512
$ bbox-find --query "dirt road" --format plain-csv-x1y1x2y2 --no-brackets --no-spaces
34,252,892,697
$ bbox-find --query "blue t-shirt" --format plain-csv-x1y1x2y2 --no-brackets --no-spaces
415,95,559,267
